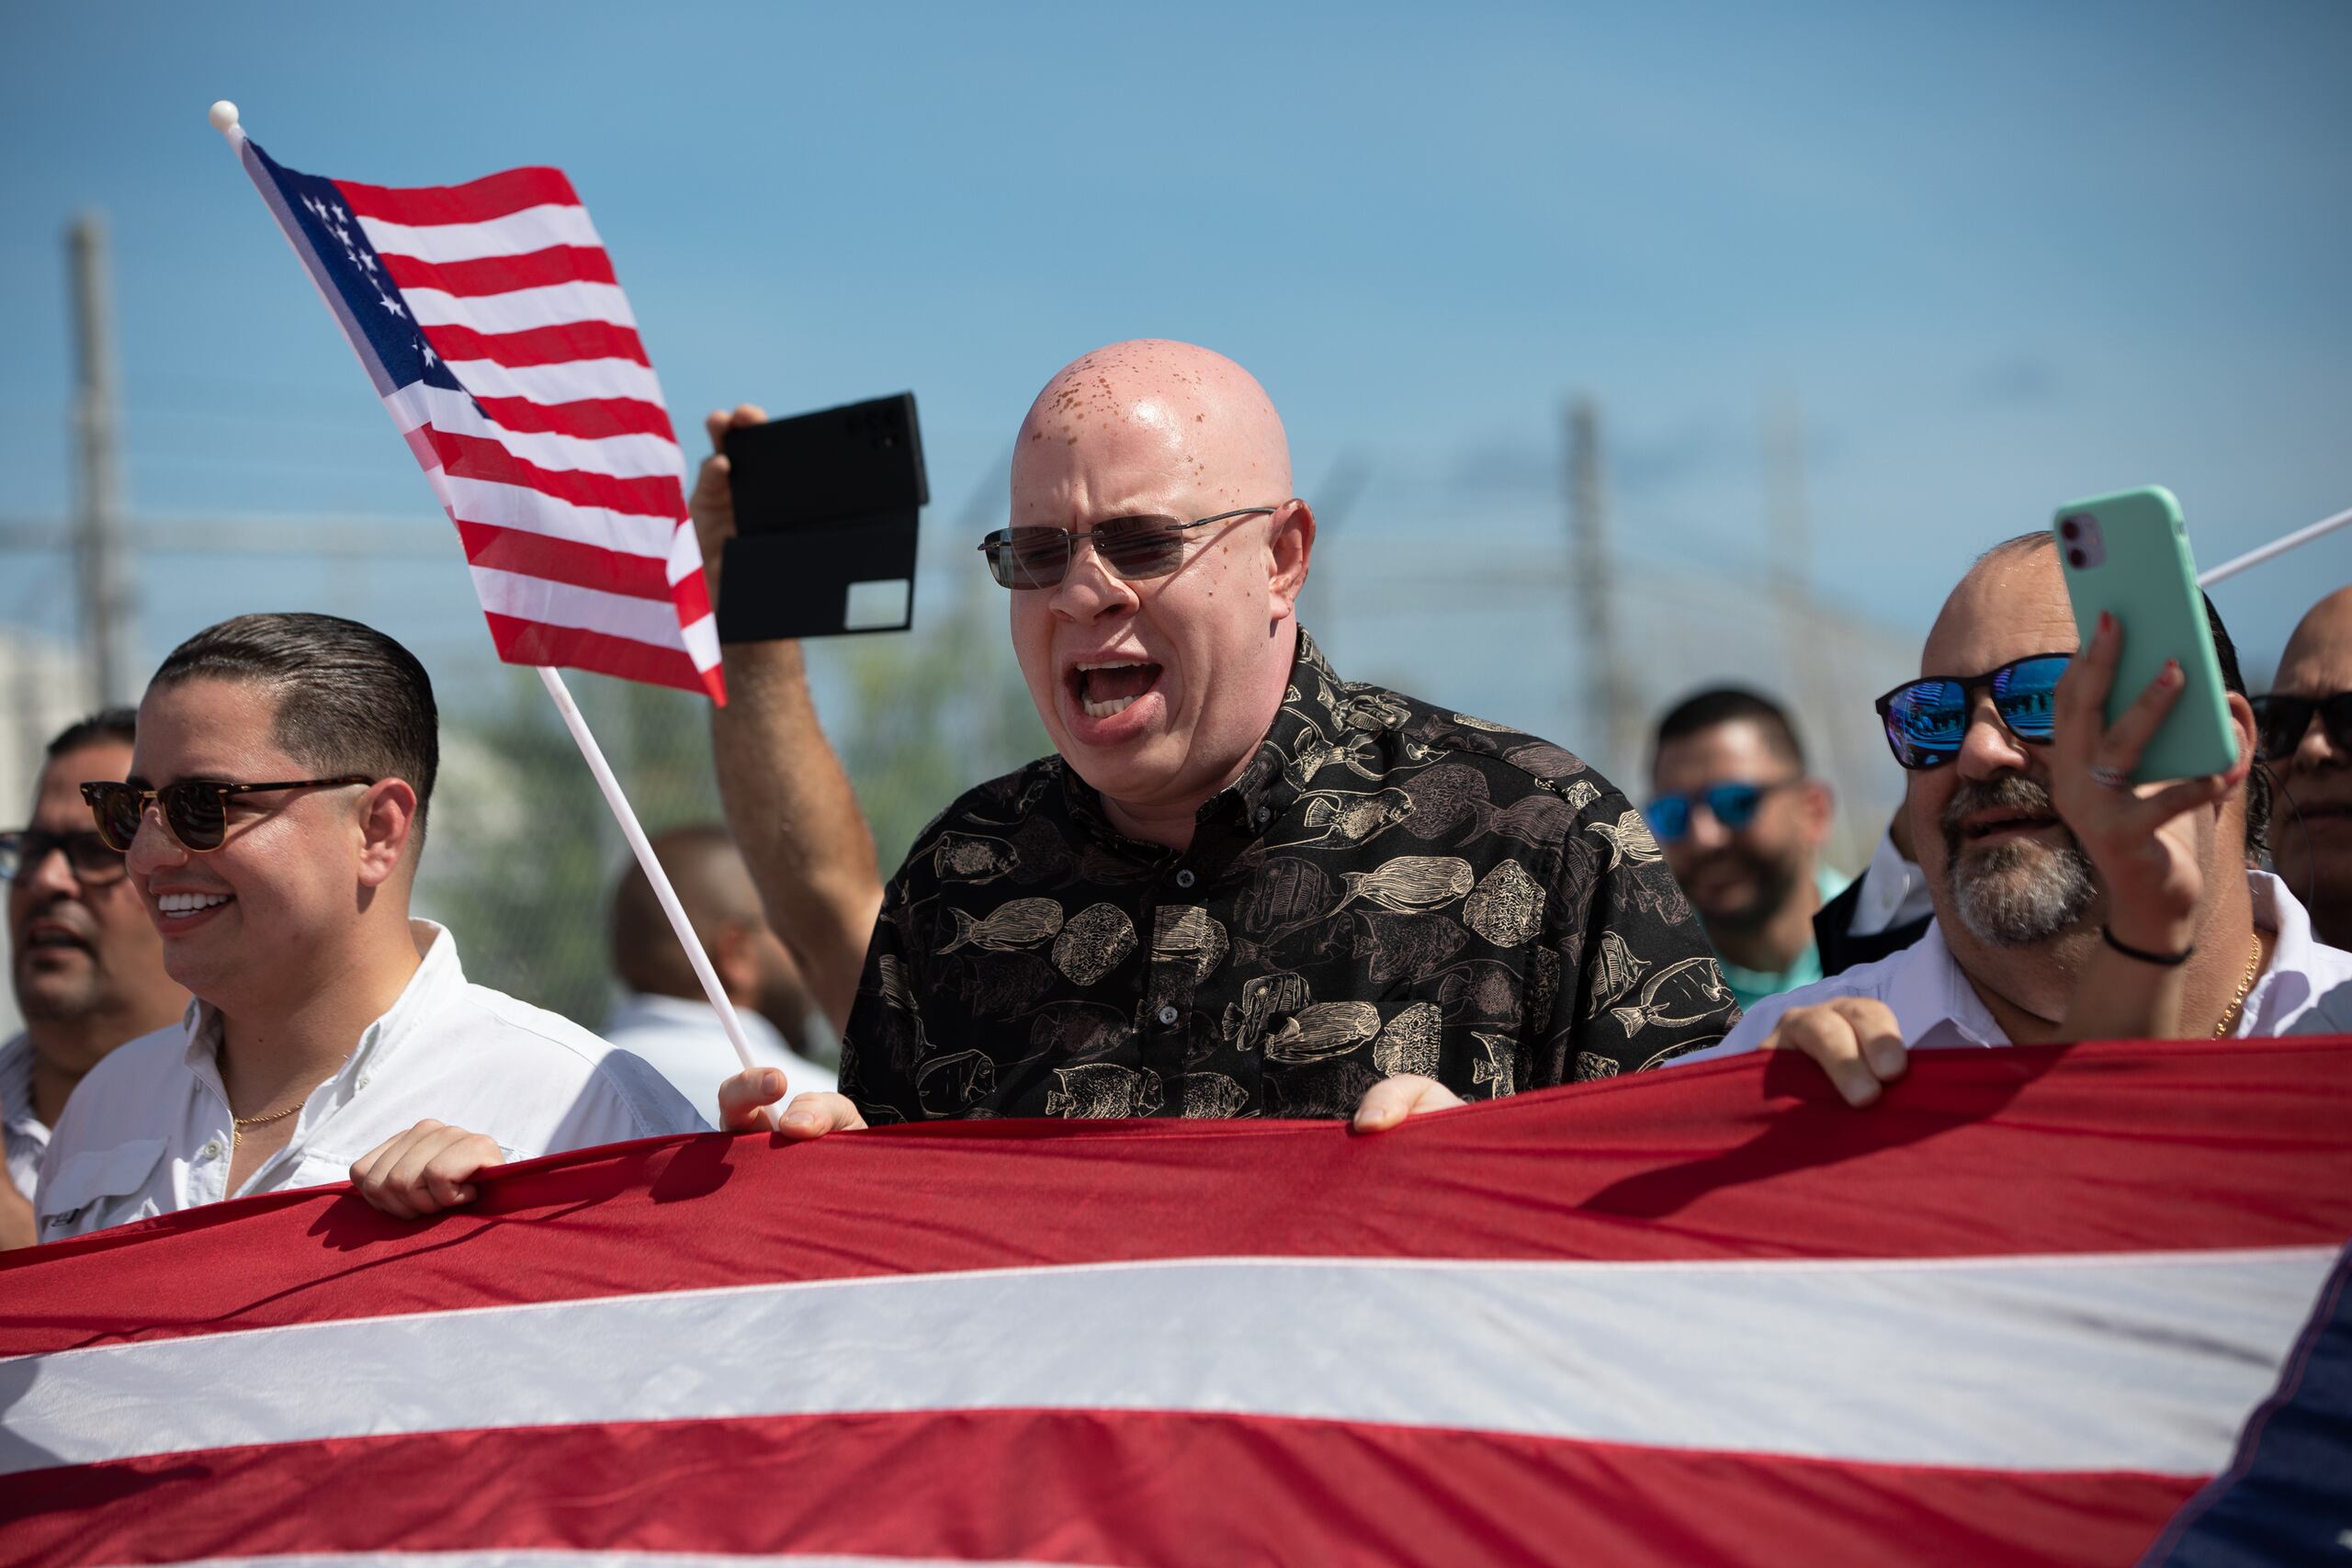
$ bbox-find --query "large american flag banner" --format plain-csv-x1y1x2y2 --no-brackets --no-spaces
5,1038,2348,1567
230,130,723,700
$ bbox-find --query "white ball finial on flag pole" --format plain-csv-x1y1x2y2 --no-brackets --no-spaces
208,100,240,131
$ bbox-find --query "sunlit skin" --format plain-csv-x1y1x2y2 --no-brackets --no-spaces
125,677,424,1191
1649,719,1831,974
2267,586,2352,948
1008,340,1314,852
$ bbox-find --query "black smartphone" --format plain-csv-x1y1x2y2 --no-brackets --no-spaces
716,392,928,641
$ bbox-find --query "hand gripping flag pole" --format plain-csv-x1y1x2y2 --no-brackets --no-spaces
206,100,766,1100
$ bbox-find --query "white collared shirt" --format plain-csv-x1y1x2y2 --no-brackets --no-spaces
1846,825,1936,940
0,1032,47,1203
602,990,837,1122
35,921,708,1242
1688,871,2352,1060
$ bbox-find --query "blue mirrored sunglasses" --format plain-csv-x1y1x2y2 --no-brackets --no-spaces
1643,780,1791,843
1873,653,2071,771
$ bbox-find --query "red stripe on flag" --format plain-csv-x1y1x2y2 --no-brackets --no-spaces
671,556,712,626
472,394,677,442
482,613,717,698
0,1407,2203,1568
5,1039,2346,1357
333,168,581,227
377,246,617,298
420,320,649,369
419,428,684,520
454,523,674,600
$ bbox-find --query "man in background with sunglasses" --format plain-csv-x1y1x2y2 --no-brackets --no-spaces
667,339,1735,1146
2261,586,2352,951
1645,689,1843,1012
32,613,706,1241
0,711,188,1247
1678,534,2352,1101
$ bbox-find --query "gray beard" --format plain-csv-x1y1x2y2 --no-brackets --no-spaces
1950,836,2098,945
1942,774,2099,947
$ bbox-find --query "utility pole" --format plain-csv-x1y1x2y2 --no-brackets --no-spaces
1762,391,1864,868
1567,397,1641,781
69,212,139,705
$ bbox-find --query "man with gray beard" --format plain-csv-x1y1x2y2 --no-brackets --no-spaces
1678,533,2352,1100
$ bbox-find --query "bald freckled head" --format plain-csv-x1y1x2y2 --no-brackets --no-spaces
1012,339,1291,516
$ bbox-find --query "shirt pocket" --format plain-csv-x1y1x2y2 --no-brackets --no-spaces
38,1138,167,1240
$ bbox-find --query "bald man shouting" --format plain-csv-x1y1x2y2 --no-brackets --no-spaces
682,339,1736,1146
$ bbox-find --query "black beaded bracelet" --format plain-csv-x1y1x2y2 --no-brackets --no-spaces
2101,926,2194,966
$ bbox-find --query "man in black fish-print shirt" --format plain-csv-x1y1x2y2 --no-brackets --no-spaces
695,340,1739,1137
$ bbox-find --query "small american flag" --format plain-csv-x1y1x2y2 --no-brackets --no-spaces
233,135,723,701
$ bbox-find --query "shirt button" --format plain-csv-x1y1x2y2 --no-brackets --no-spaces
358,1074,371,1090
1253,807,1271,825
1157,1005,1179,1026
199,1140,223,1160
1175,869,1196,889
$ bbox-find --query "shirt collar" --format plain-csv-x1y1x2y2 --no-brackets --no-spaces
179,919,465,1121
2241,870,2319,1036
1883,869,2323,1046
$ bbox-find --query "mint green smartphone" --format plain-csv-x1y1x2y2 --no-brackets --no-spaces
2051,486,2239,783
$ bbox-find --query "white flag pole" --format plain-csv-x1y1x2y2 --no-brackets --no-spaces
207,99,764,1104
2199,505,2352,588
533,666,763,1078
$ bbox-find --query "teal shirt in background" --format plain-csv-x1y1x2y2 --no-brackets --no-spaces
1713,867,1851,1014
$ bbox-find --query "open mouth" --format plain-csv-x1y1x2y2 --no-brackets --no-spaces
1066,660,1164,721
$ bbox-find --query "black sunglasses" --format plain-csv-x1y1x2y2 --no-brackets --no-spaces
2253,692,2352,761
978,507,1280,589
0,828,128,885
1874,653,2071,771
82,776,376,855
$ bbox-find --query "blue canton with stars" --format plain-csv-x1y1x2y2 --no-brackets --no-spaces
244,139,468,400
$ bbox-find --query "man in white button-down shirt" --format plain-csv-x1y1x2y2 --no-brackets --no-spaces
1682,535,2352,1099
35,614,707,1242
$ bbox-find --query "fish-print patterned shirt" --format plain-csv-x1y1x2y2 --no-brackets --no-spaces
840,631,1739,1122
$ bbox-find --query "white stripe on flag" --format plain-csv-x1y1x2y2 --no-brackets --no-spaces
403,280,638,335
469,568,703,646
439,476,678,558
356,204,605,265
383,384,684,481
2,1248,2328,1479
681,610,719,672
442,356,667,409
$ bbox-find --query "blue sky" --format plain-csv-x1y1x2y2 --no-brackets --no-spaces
3,0,2346,728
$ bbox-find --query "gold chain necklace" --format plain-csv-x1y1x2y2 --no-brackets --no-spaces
2211,931,2265,1039
231,1099,306,1151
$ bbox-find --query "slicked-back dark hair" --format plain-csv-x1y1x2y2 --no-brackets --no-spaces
1653,686,1806,773
1979,531,2268,855
149,613,439,849
46,707,137,759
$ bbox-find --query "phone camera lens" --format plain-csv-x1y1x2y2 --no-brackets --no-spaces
2067,547,2087,569
2060,518,2079,540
